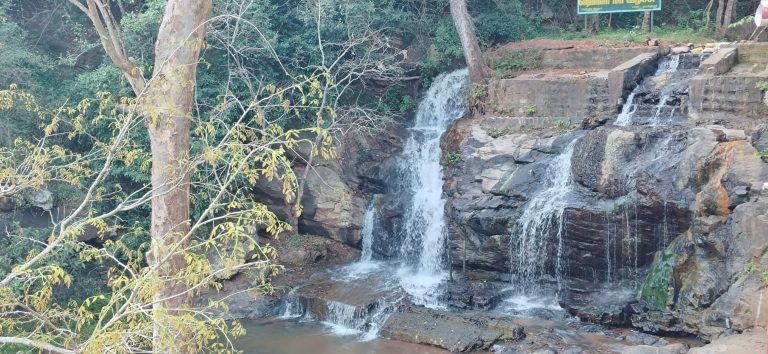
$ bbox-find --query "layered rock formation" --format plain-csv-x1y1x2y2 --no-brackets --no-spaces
438,43,768,340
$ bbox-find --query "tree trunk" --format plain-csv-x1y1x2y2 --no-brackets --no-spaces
715,0,726,34
588,14,600,34
720,0,737,35
705,0,715,31
144,0,212,352
641,11,651,33
449,0,487,84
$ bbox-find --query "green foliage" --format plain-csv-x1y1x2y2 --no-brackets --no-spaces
555,120,574,131
523,104,538,116
443,151,462,167
729,16,755,29
756,81,768,91
419,17,465,80
744,260,758,274
493,48,543,77
467,83,488,114
381,87,416,113
680,9,713,32
640,250,676,310
539,26,716,45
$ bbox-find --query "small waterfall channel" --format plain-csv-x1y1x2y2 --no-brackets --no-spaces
506,54,700,307
615,54,701,126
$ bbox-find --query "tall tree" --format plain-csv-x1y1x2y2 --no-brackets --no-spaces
587,14,600,34
715,0,727,34
641,11,651,33
720,0,737,35
65,0,212,352
449,0,487,84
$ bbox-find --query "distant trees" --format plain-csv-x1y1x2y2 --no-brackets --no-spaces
0,0,404,352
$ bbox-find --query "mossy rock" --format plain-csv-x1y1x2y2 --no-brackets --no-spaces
640,250,676,310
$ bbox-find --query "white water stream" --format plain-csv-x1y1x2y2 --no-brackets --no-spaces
508,139,578,297
396,69,469,308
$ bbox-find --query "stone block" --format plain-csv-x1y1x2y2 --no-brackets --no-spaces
699,47,737,75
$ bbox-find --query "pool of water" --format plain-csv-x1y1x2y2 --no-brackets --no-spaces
233,319,449,354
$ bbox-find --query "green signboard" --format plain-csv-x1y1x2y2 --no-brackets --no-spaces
577,0,661,14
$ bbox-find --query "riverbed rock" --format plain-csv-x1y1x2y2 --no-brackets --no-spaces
687,330,767,354
380,308,524,352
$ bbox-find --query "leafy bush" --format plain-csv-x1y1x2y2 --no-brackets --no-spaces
419,17,465,79
476,12,535,48
443,151,462,167
493,48,543,77
523,104,538,116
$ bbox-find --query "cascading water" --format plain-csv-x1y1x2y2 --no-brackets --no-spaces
503,55,700,306
508,139,578,299
614,54,699,127
396,69,469,308
284,70,467,343
341,198,382,279
279,288,305,319
359,201,376,263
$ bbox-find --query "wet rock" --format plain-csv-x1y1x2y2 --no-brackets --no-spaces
624,331,660,345
380,308,524,352
300,165,366,246
561,348,583,354
751,124,768,154
445,280,501,310
560,286,635,326
630,310,685,333
197,274,279,320
708,125,747,142
278,235,344,267
531,348,558,354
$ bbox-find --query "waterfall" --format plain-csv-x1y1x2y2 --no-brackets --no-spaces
341,198,382,279
509,139,578,296
323,301,366,336
396,69,469,308
614,54,697,127
279,289,305,319
614,89,639,126
360,201,376,262
320,299,393,341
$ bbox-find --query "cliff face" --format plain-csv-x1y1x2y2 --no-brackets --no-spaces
438,43,768,339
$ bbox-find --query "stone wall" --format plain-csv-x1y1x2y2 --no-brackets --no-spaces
489,74,613,124
540,47,662,69
689,76,768,127
488,51,660,127
689,43,768,128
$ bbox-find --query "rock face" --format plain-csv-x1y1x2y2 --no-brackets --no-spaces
441,105,768,339
252,127,406,247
